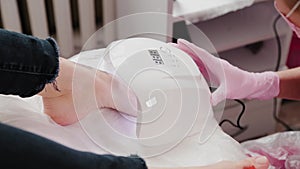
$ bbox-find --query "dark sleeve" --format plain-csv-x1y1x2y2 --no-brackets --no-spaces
0,28,59,97
0,123,148,169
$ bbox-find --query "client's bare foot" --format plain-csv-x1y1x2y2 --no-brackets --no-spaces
39,58,137,125
151,156,269,169
201,156,269,169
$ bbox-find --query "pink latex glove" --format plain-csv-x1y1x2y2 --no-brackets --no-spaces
172,39,280,106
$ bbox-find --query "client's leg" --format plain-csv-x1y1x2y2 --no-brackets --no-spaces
0,123,146,169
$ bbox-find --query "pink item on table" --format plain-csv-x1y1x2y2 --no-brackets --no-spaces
242,132,300,169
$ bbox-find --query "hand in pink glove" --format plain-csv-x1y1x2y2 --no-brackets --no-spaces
172,39,280,106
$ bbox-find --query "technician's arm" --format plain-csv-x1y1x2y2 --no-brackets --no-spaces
277,68,300,100
274,0,300,99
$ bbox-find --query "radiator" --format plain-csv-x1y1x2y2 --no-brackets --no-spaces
0,0,115,58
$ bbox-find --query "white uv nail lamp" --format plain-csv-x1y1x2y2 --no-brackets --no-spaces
104,38,218,149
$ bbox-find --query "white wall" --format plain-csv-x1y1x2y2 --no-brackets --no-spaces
115,0,173,42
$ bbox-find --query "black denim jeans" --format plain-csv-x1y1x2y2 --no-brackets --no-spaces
0,123,147,169
0,29,147,169
0,28,59,97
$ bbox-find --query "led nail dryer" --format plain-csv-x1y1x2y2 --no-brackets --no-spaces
104,38,218,149
57,40,247,164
